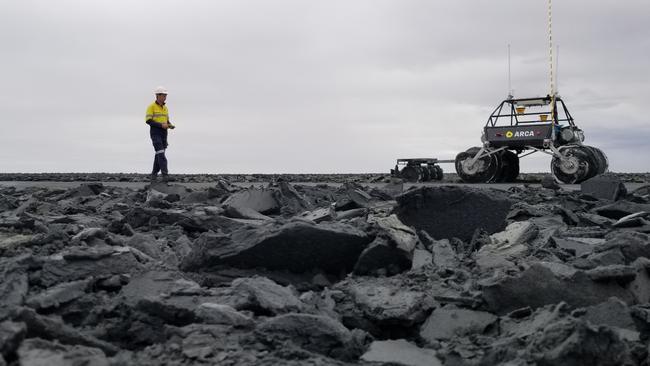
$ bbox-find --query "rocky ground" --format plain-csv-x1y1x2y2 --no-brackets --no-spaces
1,174,650,365
0,172,649,184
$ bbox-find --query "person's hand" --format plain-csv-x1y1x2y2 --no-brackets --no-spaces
168,123,176,130
161,123,169,130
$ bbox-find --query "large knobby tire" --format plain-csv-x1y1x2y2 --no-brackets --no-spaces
420,166,432,182
432,165,444,181
551,146,596,184
455,147,499,183
400,166,421,182
584,146,609,176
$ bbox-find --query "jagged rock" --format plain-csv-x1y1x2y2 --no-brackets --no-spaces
223,188,280,215
125,233,166,259
38,246,144,287
379,179,404,199
627,258,650,304
333,279,436,335
334,208,367,220
119,270,195,306
474,223,537,271
585,265,637,283
600,231,650,264
195,303,254,327
256,313,367,361
0,264,28,320
145,188,171,209
148,183,191,198
481,263,634,315
395,186,513,242
67,183,104,198
0,320,26,358
526,318,632,366
541,174,561,190
70,227,106,244
584,248,627,268
354,215,418,276
361,339,442,366
418,232,460,269
12,307,119,355
182,221,371,274
278,181,312,215
613,211,650,228
577,212,616,227
343,182,373,208
490,221,538,246
411,249,433,270
420,306,497,342
123,207,200,230
592,200,650,220
582,298,639,341
296,207,333,223
552,236,599,257
581,174,627,201
224,205,273,221
17,338,110,366
222,277,305,315
26,279,91,310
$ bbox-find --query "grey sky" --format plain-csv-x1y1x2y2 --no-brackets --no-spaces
1,0,649,173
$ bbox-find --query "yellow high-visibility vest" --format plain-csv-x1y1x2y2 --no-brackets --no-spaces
145,102,169,125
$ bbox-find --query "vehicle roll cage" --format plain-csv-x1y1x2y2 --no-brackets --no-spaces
485,95,576,128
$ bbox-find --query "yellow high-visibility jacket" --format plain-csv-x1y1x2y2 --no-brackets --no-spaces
145,102,169,126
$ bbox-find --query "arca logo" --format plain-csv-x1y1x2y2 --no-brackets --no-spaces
505,130,535,138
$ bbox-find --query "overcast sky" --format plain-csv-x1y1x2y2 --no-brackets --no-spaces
1,0,649,174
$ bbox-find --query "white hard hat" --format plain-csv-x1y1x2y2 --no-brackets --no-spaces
154,86,168,95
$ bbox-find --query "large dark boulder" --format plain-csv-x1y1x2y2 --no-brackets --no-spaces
38,246,144,287
256,313,368,361
394,186,513,242
481,263,634,315
182,221,371,274
581,174,627,201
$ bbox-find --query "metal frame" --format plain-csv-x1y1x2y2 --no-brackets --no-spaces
485,95,575,128
470,95,582,163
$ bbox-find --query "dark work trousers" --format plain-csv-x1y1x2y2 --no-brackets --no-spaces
150,129,169,176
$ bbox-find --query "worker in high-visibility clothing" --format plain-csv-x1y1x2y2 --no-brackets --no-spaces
145,86,175,183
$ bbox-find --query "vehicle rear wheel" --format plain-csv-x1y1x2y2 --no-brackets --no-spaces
400,166,421,182
455,147,499,183
551,146,596,184
584,146,608,176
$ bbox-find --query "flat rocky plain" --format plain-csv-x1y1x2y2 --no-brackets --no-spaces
1,172,650,365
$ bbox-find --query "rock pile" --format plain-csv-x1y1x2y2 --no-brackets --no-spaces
1,176,650,365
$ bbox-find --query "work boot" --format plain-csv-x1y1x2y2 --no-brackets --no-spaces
162,174,170,184
149,174,157,183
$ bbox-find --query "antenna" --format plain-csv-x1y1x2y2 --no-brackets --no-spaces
547,0,555,96
555,45,560,94
507,44,513,99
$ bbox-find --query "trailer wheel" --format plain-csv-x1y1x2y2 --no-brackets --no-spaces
455,147,499,183
400,166,421,182
433,165,444,180
551,146,596,184
420,166,431,182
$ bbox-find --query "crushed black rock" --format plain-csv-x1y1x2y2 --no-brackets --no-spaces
1,178,650,365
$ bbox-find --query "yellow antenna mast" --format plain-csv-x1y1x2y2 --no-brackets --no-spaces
547,0,557,123
548,0,555,96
